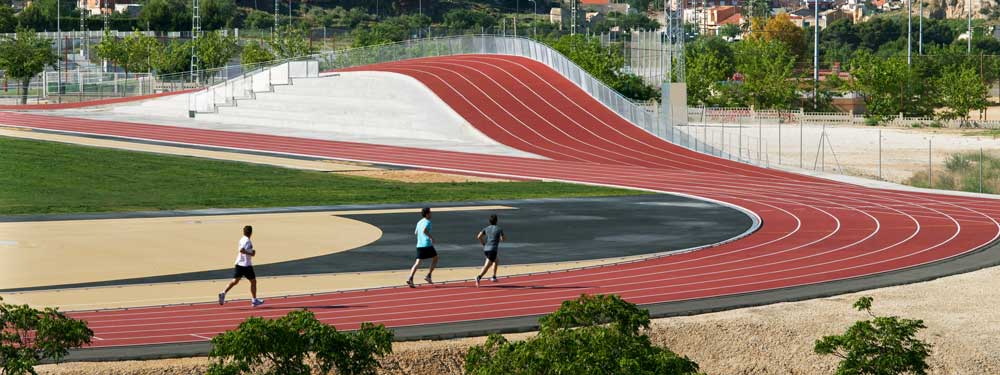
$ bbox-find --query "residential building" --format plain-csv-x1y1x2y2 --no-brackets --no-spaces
681,0,745,7
708,6,744,35
788,7,851,28
81,0,115,16
114,3,140,17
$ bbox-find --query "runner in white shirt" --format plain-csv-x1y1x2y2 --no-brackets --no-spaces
218,225,264,307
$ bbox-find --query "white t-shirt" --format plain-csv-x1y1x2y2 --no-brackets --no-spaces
235,236,254,267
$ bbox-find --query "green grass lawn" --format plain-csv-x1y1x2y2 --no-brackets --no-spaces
0,137,641,215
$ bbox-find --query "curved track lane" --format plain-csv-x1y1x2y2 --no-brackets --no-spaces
2,55,1000,349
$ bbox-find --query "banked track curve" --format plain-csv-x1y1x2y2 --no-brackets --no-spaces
2,54,1000,350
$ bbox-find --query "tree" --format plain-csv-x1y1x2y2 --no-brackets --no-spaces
593,12,661,33
153,40,193,75
760,13,806,60
0,3,15,33
352,14,429,47
548,34,659,101
443,8,496,31
270,26,315,59
815,296,931,375
465,294,700,375
207,310,393,375
0,28,59,104
734,38,797,109
138,0,191,32
936,66,988,124
848,50,929,118
241,42,275,68
921,19,954,47
94,29,126,73
243,9,273,29
856,17,901,52
195,30,239,70
821,19,860,51
741,0,771,21
0,297,93,375
201,0,237,30
123,31,160,75
15,0,78,31
718,23,742,40
686,37,735,106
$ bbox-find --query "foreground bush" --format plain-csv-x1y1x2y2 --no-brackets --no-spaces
207,310,392,375
464,294,701,375
0,297,93,375
815,296,931,375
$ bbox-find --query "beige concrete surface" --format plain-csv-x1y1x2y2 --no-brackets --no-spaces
0,212,380,290
2,247,645,311
0,206,510,292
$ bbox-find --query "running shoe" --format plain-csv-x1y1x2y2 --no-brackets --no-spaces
475,276,482,287
218,292,226,306
251,298,264,307
490,276,498,283
424,275,434,284
406,279,415,288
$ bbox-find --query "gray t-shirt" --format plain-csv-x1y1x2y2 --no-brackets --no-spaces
480,225,504,252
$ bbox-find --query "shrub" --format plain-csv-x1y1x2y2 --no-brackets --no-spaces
815,296,931,375
465,294,701,375
207,310,392,375
0,297,93,375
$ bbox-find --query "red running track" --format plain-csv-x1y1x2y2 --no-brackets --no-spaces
2,54,1000,349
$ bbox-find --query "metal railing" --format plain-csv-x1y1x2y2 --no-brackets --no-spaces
188,60,320,114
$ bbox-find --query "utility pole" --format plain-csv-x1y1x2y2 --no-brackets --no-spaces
102,0,109,32
571,0,577,35
79,0,86,59
273,0,279,41
190,0,201,81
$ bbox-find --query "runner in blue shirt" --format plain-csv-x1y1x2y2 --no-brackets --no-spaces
407,207,438,287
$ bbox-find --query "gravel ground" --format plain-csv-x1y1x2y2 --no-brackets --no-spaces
35,263,1000,374
683,124,1000,183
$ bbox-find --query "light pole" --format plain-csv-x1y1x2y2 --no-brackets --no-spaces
57,0,63,95
968,0,972,53
813,0,819,109
919,0,923,55
907,0,911,65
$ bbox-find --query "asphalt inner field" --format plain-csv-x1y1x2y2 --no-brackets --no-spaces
0,195,753,292
2,53,1000,357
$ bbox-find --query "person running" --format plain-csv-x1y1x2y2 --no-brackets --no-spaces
475,214,506,287
218,225,264,307
407,207,438,288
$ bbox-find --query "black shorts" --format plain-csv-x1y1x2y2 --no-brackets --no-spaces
233,265,256,280
416,246,438,260
484,250,498,262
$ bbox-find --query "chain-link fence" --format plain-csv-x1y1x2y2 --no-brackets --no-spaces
677,109,1000,194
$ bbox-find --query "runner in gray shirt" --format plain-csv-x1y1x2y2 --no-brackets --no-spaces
475,214,506,287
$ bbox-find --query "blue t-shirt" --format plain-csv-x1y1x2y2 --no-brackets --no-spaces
415,218,432,248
